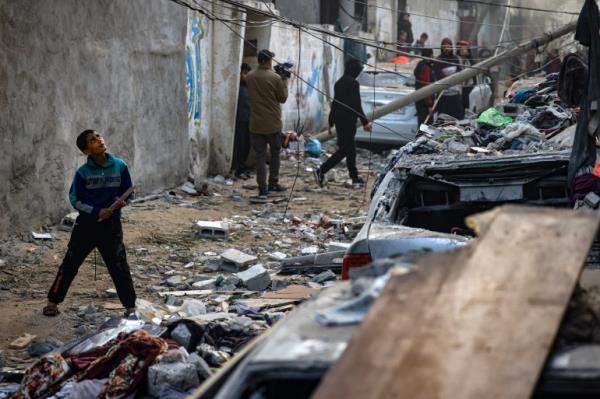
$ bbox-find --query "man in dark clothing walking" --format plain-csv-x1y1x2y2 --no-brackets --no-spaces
314,59,372,187
414,48,436,125
232,63,252,179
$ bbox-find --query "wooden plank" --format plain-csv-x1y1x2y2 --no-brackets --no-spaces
313,205,600,399
261,284,319,300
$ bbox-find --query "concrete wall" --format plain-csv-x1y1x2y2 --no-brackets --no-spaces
0,0,189,238
187,4,244,178
408,0,460,50
268,24,344,133
275,0,320,24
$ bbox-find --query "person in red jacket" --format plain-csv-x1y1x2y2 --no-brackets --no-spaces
414,48,436,125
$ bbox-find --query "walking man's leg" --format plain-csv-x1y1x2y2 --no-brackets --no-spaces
96,220,136,312
342,126,359,180
268,132,283,190
251,133,268,195
45,218,96,315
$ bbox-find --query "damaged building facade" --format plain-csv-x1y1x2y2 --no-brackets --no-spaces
0,0,345,237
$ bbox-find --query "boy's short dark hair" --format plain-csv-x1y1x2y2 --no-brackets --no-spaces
76,129,95,152
422,48,434,58
241,63,251,72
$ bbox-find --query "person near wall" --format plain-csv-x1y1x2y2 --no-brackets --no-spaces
313,59,372,188
413,32,429,56
245,49,289,199
232,63,252,180
414,48,437,125
433,37,465,120
397,13,414,49
397,31,410,54
456,39,476,113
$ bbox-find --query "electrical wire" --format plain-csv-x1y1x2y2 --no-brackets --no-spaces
349,0,570,28
189,0,417,142
202,0,488,71
440,0,579,15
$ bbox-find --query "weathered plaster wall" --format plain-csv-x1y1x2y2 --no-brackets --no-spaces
408,0,460,49
268,24,344,133
274,0,320,24
0,0,189,237
186,5,244,179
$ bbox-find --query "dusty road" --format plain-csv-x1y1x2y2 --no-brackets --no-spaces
0,154,380,370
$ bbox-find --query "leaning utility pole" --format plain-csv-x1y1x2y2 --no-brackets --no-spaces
313,21,577,142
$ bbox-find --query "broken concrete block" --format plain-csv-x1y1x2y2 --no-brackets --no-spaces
312,270,337,284
166,275,184,287
220,249,257,272
224,275,242,287
181,181,198,195
301,246,319,255
191,278,216,289
584,192,600,209
171,323,193,350
165,295,184,307
235,264,271,291
147,361,200,398
58,212,79,232
271,279,290,291
196,221,229,240
197,343,230,367
187,352,212,381
179,299,207,317
9,333,36,349
105,288,117,298
269,252,288,261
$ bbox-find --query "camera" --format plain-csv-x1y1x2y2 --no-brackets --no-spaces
274,62,293,79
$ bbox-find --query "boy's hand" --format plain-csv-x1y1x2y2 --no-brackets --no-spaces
98,208,113,221
112,197,126,210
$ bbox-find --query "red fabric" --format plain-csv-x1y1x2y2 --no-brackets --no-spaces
418,66,434,107
70,330,170,398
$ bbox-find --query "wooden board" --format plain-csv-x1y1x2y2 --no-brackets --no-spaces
261,284,319,300
313,205,600,399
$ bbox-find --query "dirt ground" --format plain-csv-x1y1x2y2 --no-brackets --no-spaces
0,155,379,370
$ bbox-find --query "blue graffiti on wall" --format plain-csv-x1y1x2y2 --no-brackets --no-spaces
186,17,205,123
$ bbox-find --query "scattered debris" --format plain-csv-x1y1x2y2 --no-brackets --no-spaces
220,249,257,272
235,264,271,291
9,333,36,350
196,221,229,240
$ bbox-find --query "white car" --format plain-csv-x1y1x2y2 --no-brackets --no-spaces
355,70,418,148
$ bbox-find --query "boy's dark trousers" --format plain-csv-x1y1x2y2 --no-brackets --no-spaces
320,121,358,179
48,216,136,308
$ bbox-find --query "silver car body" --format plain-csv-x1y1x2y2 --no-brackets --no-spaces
354,70,419,146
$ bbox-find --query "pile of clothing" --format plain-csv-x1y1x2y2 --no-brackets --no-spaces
1,310,270,399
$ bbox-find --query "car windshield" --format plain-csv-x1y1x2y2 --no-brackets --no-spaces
358,71,415,88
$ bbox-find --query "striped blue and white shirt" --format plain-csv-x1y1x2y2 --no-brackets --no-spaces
69,153,133,220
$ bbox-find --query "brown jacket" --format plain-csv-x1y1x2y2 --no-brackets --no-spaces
245,64,288,134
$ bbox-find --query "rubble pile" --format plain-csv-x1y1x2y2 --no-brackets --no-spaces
417,73,576,155
0,152,376,398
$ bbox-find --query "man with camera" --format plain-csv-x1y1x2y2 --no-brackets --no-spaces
245,49,289,199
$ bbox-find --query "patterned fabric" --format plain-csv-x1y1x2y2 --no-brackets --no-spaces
11,353,70,399
76,329,170,399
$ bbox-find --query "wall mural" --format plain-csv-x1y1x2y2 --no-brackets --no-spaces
186,16,205,124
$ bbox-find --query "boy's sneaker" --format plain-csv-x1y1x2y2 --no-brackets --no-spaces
313,168,324,187
234,172,249,180
268,183,287,192
352,176,365,186
258,189,269,199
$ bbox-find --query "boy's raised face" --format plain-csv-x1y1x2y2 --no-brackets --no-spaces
83,131,107,156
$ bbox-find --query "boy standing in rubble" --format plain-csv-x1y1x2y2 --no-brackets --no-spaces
43,130,136,317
